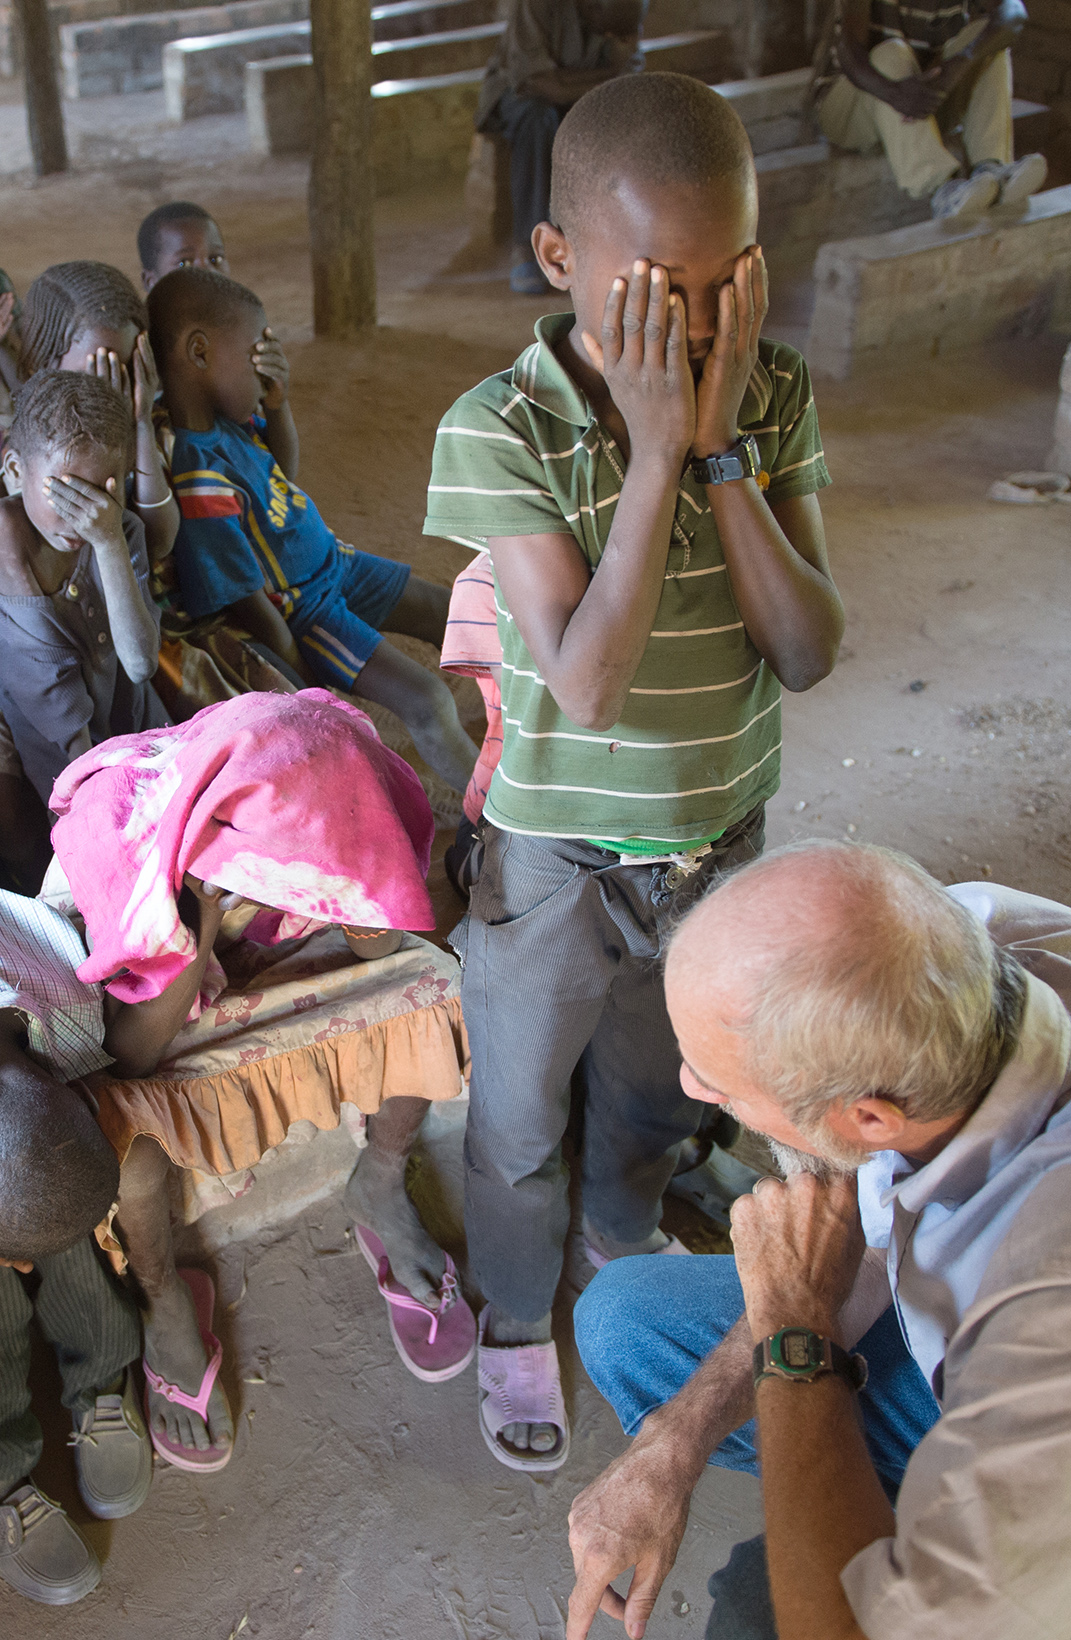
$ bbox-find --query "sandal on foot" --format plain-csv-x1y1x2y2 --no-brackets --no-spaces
476,1306,570,1473
584,1233,692,1272
143,1268,233,1473
355,1225,476,1383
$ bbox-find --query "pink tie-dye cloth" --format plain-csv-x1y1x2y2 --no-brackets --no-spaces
49,689,436,1005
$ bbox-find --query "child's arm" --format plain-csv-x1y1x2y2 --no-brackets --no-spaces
693,250,843,693
103,877,228,1077
488,264,697,731
229,588,316,684
45,473,160,684
254,329,299,481
85,337,179,564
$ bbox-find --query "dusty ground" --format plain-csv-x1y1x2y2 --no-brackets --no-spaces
2,88,1070,1640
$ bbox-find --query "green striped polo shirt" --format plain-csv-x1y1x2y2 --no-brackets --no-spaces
423,314,830,845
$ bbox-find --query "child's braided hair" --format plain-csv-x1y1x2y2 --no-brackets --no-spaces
19,261,146,380
8,369,134,470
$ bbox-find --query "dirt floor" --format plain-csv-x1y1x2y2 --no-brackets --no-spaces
2,90,1071,1640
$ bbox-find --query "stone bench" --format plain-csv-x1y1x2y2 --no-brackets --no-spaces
166,14,504,119
248,56,485,194
807,183,1071,378
61,0,305,97
56,0,495,99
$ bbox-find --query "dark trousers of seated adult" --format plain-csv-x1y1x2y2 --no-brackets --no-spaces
454,806,764,1323
574,1254,941,1640
493,90,563,261
0,1239,140,1493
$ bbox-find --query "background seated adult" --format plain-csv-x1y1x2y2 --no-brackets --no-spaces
816,0,1047,221
566,840,1071,1640
475,0,646,294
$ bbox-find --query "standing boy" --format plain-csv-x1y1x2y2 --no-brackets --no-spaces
424,73,843,1469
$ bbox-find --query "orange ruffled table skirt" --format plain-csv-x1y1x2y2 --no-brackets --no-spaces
90,928,468,1179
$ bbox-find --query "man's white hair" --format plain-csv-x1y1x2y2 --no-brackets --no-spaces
697,840,1026,1128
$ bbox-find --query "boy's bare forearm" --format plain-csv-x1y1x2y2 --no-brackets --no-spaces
707,486,843,692
94,537,161,684
490,451,681,731
262,405,299,480
133,423,179,561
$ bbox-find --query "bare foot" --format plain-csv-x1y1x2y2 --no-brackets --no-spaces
143,1278,233,1454
484,1306,559,1457
345,1146,446,1306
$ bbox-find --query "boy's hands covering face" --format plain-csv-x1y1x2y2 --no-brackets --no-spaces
693,246,768,459
582,260,695,466
43,472,125,556
84,344,131,402
253,327,290,412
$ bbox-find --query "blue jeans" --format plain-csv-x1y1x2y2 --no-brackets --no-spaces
574,1254,940,1640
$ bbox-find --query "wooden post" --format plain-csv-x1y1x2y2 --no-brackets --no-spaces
308,0,376,336
14,0,68,176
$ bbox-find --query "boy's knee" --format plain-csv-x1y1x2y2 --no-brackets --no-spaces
405,669,458,731
870,37,919,79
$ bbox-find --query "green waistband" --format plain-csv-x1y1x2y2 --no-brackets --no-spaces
586,828,726,857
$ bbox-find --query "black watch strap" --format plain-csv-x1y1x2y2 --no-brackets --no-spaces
753,1328,868,1392
690,434,762,487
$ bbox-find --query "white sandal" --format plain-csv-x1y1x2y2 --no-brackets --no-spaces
476,1306,570,1473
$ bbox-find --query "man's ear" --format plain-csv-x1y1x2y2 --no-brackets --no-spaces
186,328,210,370
532,222,573,291
833,1096,911,1150
1,447,22,496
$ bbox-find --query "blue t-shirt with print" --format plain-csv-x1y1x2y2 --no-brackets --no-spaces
168,415,345,636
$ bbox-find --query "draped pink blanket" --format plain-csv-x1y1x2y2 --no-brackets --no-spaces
49,689,436,1003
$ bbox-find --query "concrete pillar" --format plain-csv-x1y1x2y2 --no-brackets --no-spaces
308,0,376,337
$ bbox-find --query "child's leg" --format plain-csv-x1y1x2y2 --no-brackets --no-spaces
117,1136,232,1454
353,640,479,794
344,1095,447,1305
0,1266,39,1495
34,1239,141,1423
380,575,450,648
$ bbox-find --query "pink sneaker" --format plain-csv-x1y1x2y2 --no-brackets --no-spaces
355,1226,476,1383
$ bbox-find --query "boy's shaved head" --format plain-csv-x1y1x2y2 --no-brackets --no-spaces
550,73,755,237
0,1069,119,1261
147,266,263,364
137,200,216,271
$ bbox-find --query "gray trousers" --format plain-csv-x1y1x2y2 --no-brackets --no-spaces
453,806,765,1321
0,1238,140,1495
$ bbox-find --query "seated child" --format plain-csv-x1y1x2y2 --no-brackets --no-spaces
148,267,480,795
0,889,150,1607
138,200,298,482
0,371,167,805
18,261,178,562
424,73,843,1469
47,690,475,1471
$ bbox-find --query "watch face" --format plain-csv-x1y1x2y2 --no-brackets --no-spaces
772,1329,822,1374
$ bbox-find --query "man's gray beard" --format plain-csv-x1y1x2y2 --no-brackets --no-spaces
764,1136,859,1183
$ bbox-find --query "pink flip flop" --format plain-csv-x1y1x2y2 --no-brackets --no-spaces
355,1226,476,1383
584,1233,692,1272
143,1268,233,1473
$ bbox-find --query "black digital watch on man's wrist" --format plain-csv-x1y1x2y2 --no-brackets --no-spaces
753,1328,868,1392
690,434,762,487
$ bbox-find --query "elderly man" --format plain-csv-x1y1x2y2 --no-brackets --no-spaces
567,840,1071,1640
817,0,1046,221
